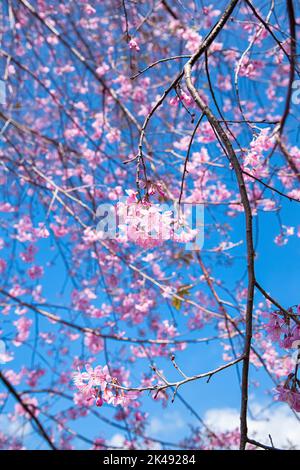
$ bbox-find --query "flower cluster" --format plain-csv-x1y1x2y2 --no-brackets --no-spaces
243,127,275,170
276,374,300,412
116,189,198,248
73,364,138,408
266,307,300,348
266,306,300,411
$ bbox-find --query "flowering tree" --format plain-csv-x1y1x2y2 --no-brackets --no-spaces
0,0,300,451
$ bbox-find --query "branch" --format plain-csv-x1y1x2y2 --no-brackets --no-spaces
0,371,56,450
112,356,244,397
255,281,300,325
247,437,281,451
183,0,256,450
0,287,224,344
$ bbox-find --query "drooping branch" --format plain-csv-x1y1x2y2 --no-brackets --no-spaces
183,0,256,449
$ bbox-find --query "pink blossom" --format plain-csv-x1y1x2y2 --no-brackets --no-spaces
13,317,32,346
96,62,109,76
169,96,180,106
266,313,285,342
20,245,37,263
84,332,104,354
73,364,139,409
27,265,44,280
26,369,45,387
14,396,39,418
73,364,111,396
50,223,69,238
129,38,140,52
107,390,138,407
276,381,300,412
0,259,6,273
84,4,96,15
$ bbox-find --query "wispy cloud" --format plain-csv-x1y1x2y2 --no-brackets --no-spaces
148,411,185,436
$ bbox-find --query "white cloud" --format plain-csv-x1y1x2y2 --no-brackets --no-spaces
0,414,32,438
204,403,300,449
108,433,125,448
106,412,185,450
148,411,185,436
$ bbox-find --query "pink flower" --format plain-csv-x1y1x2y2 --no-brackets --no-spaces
50,223,69,238
157,320,177,339
180,91,194,106
20,245,37,263
14,216,36,242
129,38,140,51
266,313,285,342
14,396,39,418
4,368,26,385
73,364,138,409
84,332,104,354
96,395,104,407
169,96,180,106
26,369,45,387
106,127,121,143
35,223,50,238
107,390,138,407
96,63,109,76
0,202,15,213
276,383,300,412
13,317,32,346
73,392,93,409
244,128,275,169
73,364,111,398
0,259,6,273
27,265,44,280
84,4,96,15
